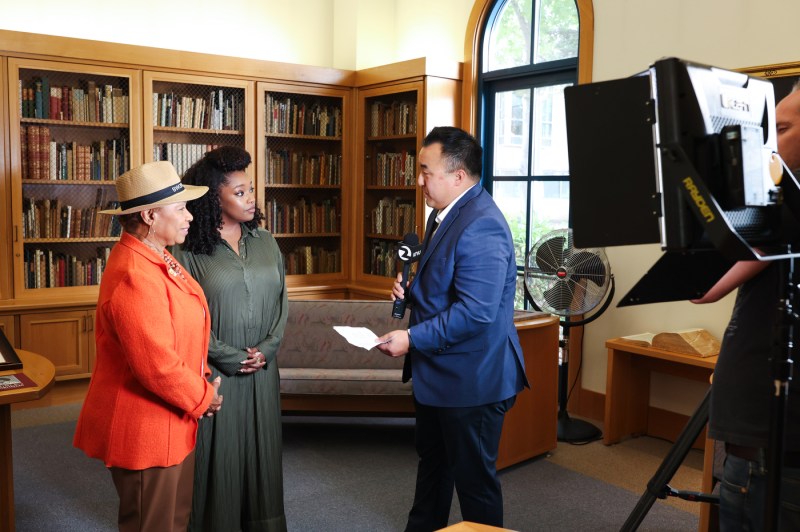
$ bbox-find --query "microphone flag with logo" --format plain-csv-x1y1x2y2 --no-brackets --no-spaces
392,232,422,319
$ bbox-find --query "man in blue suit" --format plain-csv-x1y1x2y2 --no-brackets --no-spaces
376,126,528,531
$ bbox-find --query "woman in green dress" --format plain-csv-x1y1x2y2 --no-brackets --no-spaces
173,146,288,532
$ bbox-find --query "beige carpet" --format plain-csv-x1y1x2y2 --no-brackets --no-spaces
546,429,705,517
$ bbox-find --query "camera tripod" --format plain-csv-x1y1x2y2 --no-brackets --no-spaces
620,389,717,531
622,257,796,531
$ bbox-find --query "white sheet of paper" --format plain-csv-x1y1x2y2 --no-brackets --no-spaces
333,326,386,350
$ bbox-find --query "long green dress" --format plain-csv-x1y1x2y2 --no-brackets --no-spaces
173,225,289,532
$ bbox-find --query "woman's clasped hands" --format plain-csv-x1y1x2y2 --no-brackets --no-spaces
238,347,267,374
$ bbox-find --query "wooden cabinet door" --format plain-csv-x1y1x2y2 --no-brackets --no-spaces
20,310,90,378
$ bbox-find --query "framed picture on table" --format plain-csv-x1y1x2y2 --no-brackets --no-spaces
0,328,22,371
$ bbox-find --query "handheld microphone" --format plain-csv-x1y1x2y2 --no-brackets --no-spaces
392,233,422,319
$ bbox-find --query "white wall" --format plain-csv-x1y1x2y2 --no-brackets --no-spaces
1,0,336,66
0,0,471,70
592,0,800,81
392,0,474,69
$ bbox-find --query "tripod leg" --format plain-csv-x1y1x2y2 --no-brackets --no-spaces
764,257,794,531
621,388,711,531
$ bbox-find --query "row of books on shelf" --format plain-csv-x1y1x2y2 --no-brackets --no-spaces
265,197,341,234
22,194,122,239
283,246,341,275
371,197,416,235
373,151,416,186
20,78,129,123
266,149,342,185
368,240,400,278
369,100,417,137
24,247,112,289
21,126,130,181
154,143,219,177
265,94,342,137
153,90,244,130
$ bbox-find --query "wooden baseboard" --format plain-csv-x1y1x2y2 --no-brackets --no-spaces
571,387,605,422
574,388,706,449
647,406,707,450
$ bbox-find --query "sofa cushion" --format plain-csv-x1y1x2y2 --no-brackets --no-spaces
279,368,412,395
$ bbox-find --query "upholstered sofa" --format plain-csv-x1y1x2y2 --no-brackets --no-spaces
277,298,562,469
277,299,414,414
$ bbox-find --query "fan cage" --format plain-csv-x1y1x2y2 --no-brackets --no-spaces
524,228,611,316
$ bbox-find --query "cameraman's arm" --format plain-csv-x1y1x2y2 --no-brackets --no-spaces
691,260,769,304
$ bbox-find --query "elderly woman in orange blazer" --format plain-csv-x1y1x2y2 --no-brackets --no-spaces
74,161,223,532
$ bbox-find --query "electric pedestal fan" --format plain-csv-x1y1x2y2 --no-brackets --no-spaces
524,228,615,443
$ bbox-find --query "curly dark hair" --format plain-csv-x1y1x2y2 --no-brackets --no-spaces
180,146,264,255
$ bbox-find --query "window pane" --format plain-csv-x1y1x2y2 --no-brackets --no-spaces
493,181,528,267
533,0,579,63
515,274,526,310
531,84,570,175
485,0,533,72
530,181,569,246
493,89,530,176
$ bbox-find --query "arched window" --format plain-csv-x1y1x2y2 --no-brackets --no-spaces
476,0,584,308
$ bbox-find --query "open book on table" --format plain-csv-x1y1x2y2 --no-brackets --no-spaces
618,328,720,357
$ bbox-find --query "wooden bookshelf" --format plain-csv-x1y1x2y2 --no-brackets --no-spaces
7,58,142,300
359,85,420,280
352,71,461,297
256,82,353,288
143,71,254,177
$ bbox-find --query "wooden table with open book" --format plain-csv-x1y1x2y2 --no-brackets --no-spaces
0,349,56,532
603,337,717,446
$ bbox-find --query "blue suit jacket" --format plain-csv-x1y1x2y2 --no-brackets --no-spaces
404,185,528,407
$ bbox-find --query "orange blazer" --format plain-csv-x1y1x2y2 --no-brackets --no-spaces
74,232,215,470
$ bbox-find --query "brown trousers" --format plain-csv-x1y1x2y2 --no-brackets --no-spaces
109,451,195,532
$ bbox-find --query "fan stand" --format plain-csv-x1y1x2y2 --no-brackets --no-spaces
557,321,602,443
524,275,615,444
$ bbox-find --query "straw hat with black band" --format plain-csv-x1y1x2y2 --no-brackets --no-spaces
101,161,208,215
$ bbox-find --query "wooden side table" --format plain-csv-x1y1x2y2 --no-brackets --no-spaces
497,315,559,470
603,338,717,446
0,350,56,532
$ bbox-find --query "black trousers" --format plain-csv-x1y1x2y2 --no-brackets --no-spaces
405,396,515,532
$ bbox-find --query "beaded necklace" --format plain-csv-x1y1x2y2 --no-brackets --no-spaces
142,236,187,281
161,249,187,281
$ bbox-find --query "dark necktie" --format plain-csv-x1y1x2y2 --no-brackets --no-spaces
423,212,439,252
